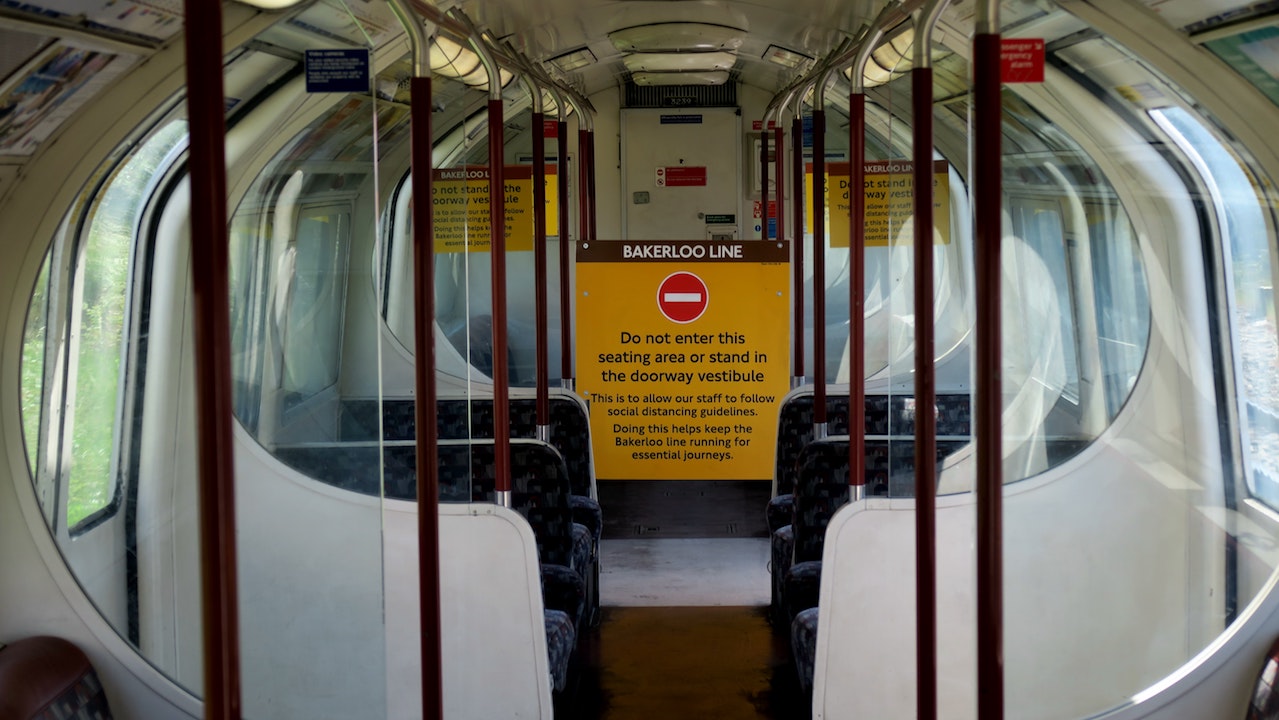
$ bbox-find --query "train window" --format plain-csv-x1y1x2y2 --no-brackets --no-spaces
21,256,49,478
987,89,1152,479
229,94,389,492
380,119,570,385
1008,198,1079,403
1085,199,1149,419
1151,106,1279,508
20,119,186,531
279,202,352,415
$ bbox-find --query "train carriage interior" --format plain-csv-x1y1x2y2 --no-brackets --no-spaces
7,0,1279,718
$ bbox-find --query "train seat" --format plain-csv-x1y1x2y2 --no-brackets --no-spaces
770,523,795,626
771,391,851,499
431,396,603,542
0,636,113,720
791,607,820,694
333,395,603,542
769,392,972,620
442,439,597,629
769,391,850,621
435,395,603,623
784,438,852,620
544,610,577,693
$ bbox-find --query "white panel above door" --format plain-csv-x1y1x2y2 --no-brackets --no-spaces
622,107,742,240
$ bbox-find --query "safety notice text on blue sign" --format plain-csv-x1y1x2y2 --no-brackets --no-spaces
305,49,370,93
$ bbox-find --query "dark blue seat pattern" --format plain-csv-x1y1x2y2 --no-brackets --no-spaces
341,397,604,544
437,441,578,568
772,394,852,497
273,443,423,500
541,563,587,634
544,610,576,692
772,392,972,498
790,441,852,564
770,524,794,623
792,607,819,694
768,393,972,622
433,397,603,626
779,435,969,622
341,396,595,494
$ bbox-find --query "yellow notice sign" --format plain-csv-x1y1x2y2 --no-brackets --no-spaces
805,160,950,246
432,165,560,252
576,240,791,480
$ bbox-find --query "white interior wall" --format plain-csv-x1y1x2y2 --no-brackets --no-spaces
384,502,553,720
812,136,1242,720
234,435,389,719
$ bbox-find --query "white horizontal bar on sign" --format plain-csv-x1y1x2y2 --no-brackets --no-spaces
664,293,703,302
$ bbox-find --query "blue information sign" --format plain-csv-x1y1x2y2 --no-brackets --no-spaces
305,49,370,93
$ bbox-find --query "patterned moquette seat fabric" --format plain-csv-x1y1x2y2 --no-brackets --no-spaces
0,636,113,720
791,607,820,694
544,609,576,692
770,523,794,625
766,493,794,533
791,438,851,566
438,397,604,544
783,438,850,619
772,393,851,496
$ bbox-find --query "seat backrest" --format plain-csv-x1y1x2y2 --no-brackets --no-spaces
440,439,576,568
272,444,419,500
791,437,852,564
0,636,112,720
774,393,851,495
438,397,594,498
775,391,973,497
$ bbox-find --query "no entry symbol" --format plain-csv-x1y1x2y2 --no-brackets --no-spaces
657,272,709,323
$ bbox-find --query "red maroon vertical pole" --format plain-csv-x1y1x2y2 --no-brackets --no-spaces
849,91,867,489
532,108,549,427
791,112,806,383
811,106,828,428
386,4,442,714
578,127,591,243
558,118,572,383
761,121,771,239
912,46,938,720
182,3,240,718
489,97,511,494
775,123,786,249
586,129,598,242
775,118,788,371
975,17,1005,720
409,75,444,720
185,3,241,715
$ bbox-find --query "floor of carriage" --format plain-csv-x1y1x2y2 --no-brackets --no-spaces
558,605,809,720
553,480,810,720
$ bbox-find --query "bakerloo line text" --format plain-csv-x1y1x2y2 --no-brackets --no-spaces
621,243,743,259
612,423,737,461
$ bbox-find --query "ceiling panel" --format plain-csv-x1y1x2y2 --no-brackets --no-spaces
448,0,880,96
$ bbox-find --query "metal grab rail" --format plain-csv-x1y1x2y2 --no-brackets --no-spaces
974,1,1005,717
911,3,949,717
386,2,445,717
182,2,240,717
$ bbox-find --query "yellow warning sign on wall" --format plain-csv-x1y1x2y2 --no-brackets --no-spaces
804,160,950,246
576,240,790,480
431,165,559,253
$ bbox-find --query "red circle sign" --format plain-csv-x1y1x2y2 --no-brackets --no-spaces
657,271,709,324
